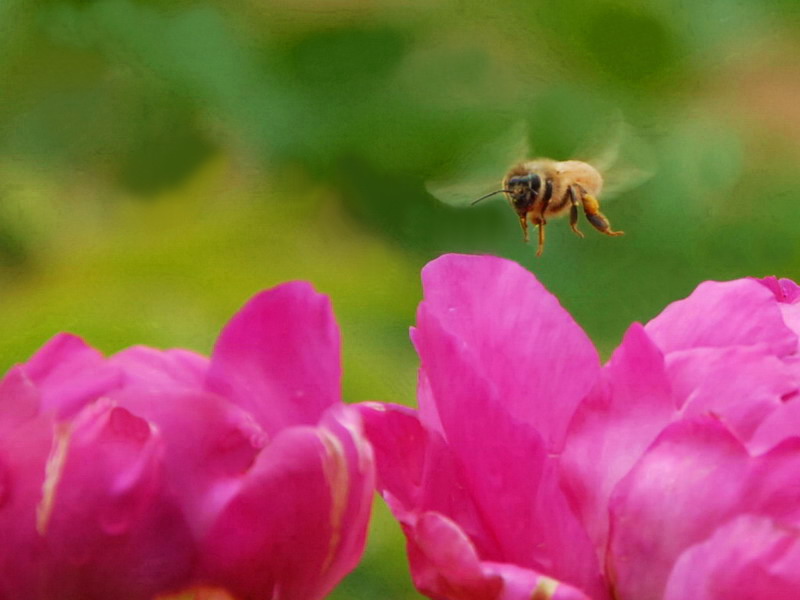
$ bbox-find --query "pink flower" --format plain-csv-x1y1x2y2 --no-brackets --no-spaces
0,282,374,600
359,254,800,600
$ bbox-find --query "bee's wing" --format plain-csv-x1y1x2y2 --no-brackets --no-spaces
601,164,655,199
574,113,656,200
426,121,530,207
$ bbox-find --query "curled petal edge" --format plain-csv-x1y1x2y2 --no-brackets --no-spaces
408,511,592,600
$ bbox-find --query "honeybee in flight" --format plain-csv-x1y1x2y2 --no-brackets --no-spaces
427,120,651,256
473,159,621,256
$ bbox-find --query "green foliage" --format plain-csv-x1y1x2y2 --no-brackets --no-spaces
1,0,800,597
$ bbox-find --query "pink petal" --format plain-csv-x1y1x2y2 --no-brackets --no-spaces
416,369,443,437
0,403,188,600
757,276,800,304
415,432,498,559
110,388,266,536
664,514,800,600
358,401,494,555
413,302,604,596
315,405,375,586
201,405,373,600
408,512,592,600
417,254,600,452
111,346,208,392
668,345,799,442
779,304,800,349
608,418,800,600
0,412,54,598
560,324,674,557
33,401,194,599
358,403,605,597
485,563,592,600
745,437,800,523
154,587,238,600
608,419,750,600
0,367,40,434
207,282,341,436
759,276,800,347
20,333,122,418
407,511,503,600
357,402,427,513
750,396,800,453
359,401,502,560
645,279,797,356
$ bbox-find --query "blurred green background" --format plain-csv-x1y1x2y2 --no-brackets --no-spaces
2,0,800,597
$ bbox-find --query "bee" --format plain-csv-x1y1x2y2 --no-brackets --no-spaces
472,159,622,256
427,119,651,256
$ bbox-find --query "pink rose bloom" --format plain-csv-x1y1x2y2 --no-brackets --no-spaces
360,254,800,600
0,282,374,600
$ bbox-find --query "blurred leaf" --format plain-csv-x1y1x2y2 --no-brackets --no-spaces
526,86,621,158
284,26,407,92
577,4,680,85
115,104,217,195
0,220,29,270
42,0,297,154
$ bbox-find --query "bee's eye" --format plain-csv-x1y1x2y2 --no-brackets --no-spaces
508,174,541,192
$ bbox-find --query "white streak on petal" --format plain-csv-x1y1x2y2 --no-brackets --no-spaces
36,422,72,536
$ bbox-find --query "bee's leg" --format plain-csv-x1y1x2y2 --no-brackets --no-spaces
531,179,552,256
518,215,529,243
536,222,546,256
528,215,546,256
582,192,624,237
568,186,585,238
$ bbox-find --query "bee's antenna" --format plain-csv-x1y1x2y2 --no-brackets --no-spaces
471,190,512,205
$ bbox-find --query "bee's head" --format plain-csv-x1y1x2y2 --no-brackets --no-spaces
504,173,541,215
470,172,543,210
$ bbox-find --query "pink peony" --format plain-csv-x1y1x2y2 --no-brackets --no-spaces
0,282,374,600
359,254,800,600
